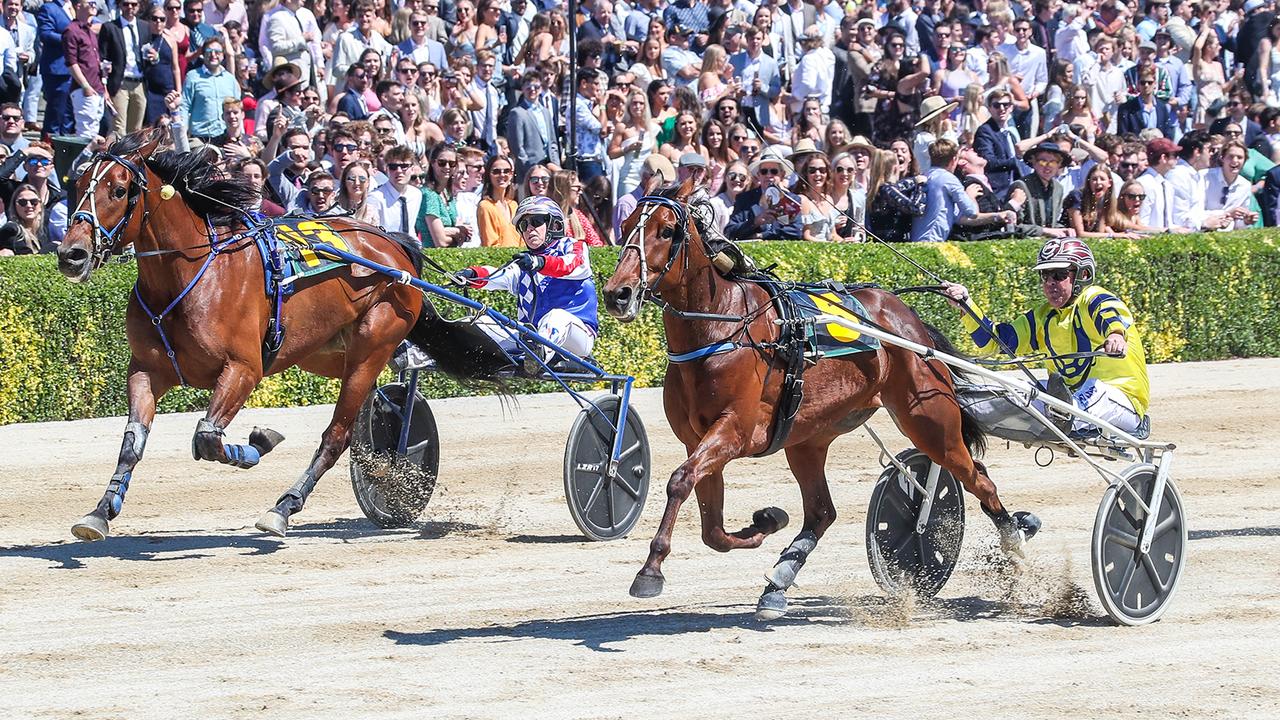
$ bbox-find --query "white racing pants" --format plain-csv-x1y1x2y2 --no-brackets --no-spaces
476,308,596,362
1035,377,1142,434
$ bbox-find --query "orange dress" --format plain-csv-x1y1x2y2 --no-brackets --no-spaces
477,197,521,247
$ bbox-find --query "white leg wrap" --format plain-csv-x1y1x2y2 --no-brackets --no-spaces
765,530,819,590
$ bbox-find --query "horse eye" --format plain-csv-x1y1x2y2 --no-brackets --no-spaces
660,227,674,239
112,186,127,199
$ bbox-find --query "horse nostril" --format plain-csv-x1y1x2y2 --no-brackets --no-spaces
59,246,89,265
612,286,632,310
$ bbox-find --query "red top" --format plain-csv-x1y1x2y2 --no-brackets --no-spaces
64,19,106,95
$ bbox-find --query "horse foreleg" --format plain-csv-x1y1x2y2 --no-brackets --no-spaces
630,417,747,599
255,352,387,538
190,362,283,468
756,441,838,620
695,470,790,551
72,366,170,541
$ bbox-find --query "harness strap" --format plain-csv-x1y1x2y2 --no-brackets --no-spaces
667,341,741,363
754,283,808,458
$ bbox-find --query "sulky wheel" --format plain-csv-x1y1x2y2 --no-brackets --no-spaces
1091,465,1187,626
563,394,650,541
349,382,441,529
865,449,966,598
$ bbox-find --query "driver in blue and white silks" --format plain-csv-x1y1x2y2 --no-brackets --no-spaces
456,196,599,362
941,238,1150,435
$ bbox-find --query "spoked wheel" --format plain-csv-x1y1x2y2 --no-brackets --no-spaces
349,382,441,529
1091,465,1187,626
563,394,650,541
865,449,966,598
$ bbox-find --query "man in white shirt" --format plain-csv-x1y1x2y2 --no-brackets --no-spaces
1165,130,1236,230
453,147,485,248
1204,140,1259,229
999,18,1048,136
966,26,998,85
789,26,833,113
373,144,423,236
1054,2,1089,65
2,0,36,127
1135,137,1185,231
1078,35,1127,132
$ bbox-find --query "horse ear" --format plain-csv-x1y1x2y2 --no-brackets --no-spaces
676,176,698,199
132,127,169,160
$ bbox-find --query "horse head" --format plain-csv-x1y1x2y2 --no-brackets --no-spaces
603,177,703,323
58,129,165,282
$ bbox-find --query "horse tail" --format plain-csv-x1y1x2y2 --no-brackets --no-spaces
921,321,988,459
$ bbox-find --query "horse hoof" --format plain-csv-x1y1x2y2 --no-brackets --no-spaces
629,572,665,599
71,514,109,541
249,427,285,454
999,527,1028,560
1014,511,1042,540
255,510,288,538
752,506,790,535
756,588,788,621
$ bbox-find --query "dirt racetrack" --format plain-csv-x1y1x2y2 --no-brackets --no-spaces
2,358,1278,719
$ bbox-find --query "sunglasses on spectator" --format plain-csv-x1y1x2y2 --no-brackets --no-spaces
731,134,748,141
490,167,513,175
727,172,747,182
346,176,368,184
308,185,335,194
14,197,40,207
412,19,429,25
805,166,829,175
529,175,550,184
1118,161,1138,169
25,157,52,166
388,162,413,170
1121,192,1146,201
757,167,781,176
435,159,456,168
376,126,395,135
398,66,418,74
1040,269,1072,282
516,214,551,232
333,142,359,152
1224,129,1242,137
991,101,1013,109
835,165,855,174
1,114,21,122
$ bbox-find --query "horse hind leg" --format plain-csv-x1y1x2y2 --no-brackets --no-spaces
756,441,838,620
256,330,398,537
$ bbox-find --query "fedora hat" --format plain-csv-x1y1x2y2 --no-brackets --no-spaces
269,57,303,82
916,95,959,126
1022,140,1070,166
748,148,794,177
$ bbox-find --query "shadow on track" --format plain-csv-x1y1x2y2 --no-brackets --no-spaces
0,533,283,569
384,597,863,652
1190,526,1280,540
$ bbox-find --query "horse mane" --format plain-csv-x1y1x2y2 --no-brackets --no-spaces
108,133,259,226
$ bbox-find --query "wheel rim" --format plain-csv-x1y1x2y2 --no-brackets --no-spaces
563,395,650,541
865,451,965,598
350,383,440,528
1092,470,1187,625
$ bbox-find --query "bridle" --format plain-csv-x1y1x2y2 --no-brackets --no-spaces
70,153,151,271
616,194,691,301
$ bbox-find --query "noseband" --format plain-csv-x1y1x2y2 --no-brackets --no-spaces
618,195,691,300
71,153,150,270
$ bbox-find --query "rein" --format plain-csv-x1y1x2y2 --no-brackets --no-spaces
70,153,151,270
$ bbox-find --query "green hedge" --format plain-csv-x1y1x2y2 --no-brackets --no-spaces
2,232,1277,424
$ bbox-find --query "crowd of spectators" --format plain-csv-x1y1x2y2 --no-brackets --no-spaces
3,0,1280,255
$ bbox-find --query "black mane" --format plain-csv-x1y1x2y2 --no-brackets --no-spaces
108,132,260,225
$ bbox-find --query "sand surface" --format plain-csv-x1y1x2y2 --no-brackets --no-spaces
1,359,1277,719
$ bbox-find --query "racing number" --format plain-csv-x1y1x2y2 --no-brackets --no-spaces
277,220,351,268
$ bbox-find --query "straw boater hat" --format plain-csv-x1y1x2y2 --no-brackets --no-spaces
845,135,876,153
916,95,960,127
790,138,823,164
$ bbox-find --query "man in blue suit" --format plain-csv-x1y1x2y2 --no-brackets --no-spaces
1117,66,1177,139
973,90,1023,199
37,0,73,136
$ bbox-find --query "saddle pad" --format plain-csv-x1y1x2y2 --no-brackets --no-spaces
274,218,354,282
786,289,881,359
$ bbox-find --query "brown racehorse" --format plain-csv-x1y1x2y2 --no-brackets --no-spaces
601,182,1040,618
55,129,476,541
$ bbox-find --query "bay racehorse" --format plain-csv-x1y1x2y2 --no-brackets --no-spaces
602,180,1041,618
56,129,487,541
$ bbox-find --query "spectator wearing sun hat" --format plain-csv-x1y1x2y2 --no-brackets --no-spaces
912,95,958,173
725,149,804,241
1008,140,1074,236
